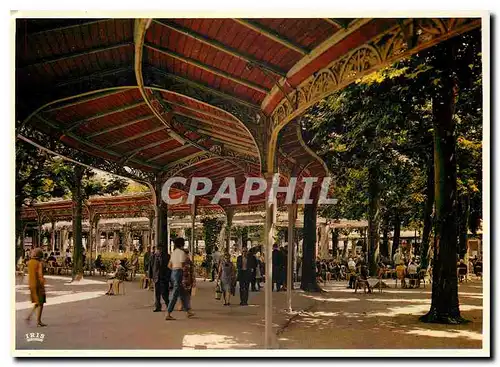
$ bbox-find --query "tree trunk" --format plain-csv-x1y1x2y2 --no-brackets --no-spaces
71,165,84,280
457,194,469,259
367,166,381,275
331,229,339,259
420,160,435,270
420,39,464,324
300,190,321,292
380,217,390,259
392,211,401,259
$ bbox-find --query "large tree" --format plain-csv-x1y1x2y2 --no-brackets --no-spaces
303,30,481,322
47,159,127,278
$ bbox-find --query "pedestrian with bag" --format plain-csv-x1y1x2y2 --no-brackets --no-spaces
180,249,196,312
218,252,235,306
165,238,194,320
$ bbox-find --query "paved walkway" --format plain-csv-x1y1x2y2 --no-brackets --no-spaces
15,275,483,351
15,275,313,350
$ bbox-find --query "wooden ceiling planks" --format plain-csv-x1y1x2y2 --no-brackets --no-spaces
46,90,143,124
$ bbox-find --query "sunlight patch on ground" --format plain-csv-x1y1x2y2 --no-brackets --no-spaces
16,291,104,311
61,278,107,285
182,333,257,349
300,294,360,302
304,311,340,317
368,298,431,304
370,303,482,317
18,290,74,297
405,327,482,341
15,284,53,289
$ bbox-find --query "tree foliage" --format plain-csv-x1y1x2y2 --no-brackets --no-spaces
302,30,482,270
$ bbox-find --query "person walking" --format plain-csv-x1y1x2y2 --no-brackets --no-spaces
272,244,285,291
255,253,262,290
248,249,258,292
218,252,236,306
211,246,222,281
165,238,194,320
237,247,252,306
181,249,196,312
25,248,47,327
148,246,171,312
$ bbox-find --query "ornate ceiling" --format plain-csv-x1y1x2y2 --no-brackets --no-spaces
16,17,481,208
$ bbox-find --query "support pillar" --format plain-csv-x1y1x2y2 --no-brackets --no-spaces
167,222,171,253
224,207,235,254
190,199,198,255
153,179,168,252
61,227,68,252
50,220,56,252
37,222,43,248
95,225,100,255
91,213,100,260
264,173,276,349
148,213,154,249
287,202,297,312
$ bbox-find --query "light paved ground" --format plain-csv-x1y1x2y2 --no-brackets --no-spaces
15,275,483,350
15,275,312,350
277,279,483,349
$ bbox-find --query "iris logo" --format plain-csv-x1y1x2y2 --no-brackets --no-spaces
25,332,45,343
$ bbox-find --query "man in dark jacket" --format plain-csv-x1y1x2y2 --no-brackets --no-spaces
236,247,254,305
272,244,284,291
148,246,171,312
248,249,258,291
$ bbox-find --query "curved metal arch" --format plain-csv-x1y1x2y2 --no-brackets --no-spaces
266,17,481,174
21,82,263,180
146,86,262,168
23,84,261,166
135,19,256,177
295,118,330,177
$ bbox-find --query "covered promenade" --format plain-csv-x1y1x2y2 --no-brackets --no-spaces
15,15,482,350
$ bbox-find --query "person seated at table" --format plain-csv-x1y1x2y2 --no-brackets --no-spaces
357,264,372,293
473,259,482,277
457,259,468,282
377,261,387,279
94,255,107,275
339,264,347,281
105,260,127,295
407,261,418,288
396,261,407,288
45,252,58,274
347,258,357,289
47,252,57,263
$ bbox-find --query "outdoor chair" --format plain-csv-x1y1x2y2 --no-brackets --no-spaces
417,269,427,288
354,276,372,294
407,272,419,288
395,272,407,288
113,279,125,295
473,263,482,280
458,266,468,283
